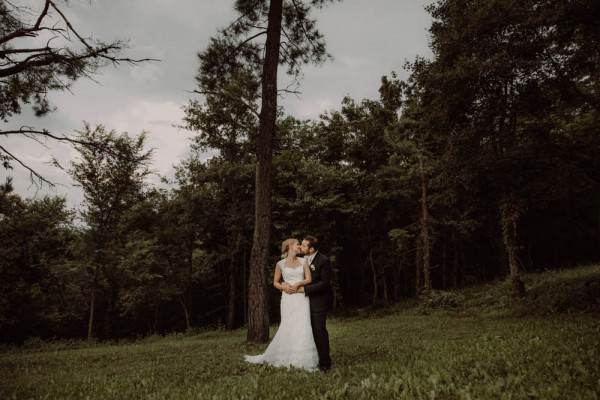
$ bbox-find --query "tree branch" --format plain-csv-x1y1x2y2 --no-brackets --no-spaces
0,47,53,57
222,0,266,34
289,0,319,53
34,0,52,30
0,127,133,164
0,0,51,45
191,90,260,118
0,144,55,188
225,30,268,62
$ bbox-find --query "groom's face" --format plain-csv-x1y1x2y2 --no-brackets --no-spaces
301,240,315,256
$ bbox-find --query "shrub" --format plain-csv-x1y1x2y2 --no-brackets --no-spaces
417,290,465,315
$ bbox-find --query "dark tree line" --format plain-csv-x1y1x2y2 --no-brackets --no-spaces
1,0,599,343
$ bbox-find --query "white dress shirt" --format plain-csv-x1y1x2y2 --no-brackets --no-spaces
305,251,318,266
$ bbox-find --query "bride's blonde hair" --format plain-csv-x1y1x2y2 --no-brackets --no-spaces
281,238,298,257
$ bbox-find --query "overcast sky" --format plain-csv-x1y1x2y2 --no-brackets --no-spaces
6,0,433,208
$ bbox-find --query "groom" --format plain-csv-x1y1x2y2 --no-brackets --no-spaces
298,235,333,371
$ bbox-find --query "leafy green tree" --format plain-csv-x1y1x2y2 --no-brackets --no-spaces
67,123,153,339
327,77,406,304
173,153,255,330
152,187,201,331
417,0,600,295
0,194,80,342
272,116,358,311
191,0,340,342
383,81,436,294
184,49,257,330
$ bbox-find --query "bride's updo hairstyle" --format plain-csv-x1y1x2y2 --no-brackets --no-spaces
281,238,297,258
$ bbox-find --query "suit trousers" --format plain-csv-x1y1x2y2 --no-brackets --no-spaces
310,310,331,369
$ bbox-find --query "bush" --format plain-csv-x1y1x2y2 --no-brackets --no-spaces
455,264,600,317
524,267,600,314
417,290,465,315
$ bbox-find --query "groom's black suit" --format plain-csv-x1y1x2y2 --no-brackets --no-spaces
303,251,333,370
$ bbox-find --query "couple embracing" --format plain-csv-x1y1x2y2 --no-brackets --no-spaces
245,236,333,372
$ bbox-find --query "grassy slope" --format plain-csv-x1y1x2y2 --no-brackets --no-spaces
1,265,599,400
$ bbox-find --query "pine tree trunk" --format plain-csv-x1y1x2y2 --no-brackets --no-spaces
597,188,600,257
383,270,389,305
227,263,236,330
500,197,526,297
415,235,422,295
180,299,191,330
153,302,159,334
247,0,283,343
104,279,114,338
396,248,406,300
442,231,447,289
243,246,247,325
394,265,400,301
459,238,467,282
226,237,239,330
419,156,432,292
331,260,348,316
186,236,194,329
452,231,459,288
368,228,378,304
87,267,98,341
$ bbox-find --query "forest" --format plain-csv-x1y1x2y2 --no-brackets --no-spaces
1,0,599,344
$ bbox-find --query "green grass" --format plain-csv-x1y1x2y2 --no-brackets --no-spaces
416,263,600,317
1,265,600,399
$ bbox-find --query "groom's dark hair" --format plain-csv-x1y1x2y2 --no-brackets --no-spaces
304,235,319,251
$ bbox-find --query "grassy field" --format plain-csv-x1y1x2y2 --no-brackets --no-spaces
1,266,600,399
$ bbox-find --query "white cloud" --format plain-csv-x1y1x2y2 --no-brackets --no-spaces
287,97,339,119
129,63,164,84
110,100,194,176
7,0,434,207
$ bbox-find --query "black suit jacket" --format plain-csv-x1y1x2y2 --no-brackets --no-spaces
303,252,333,313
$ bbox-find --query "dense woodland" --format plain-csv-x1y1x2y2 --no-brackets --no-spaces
1,0,599,343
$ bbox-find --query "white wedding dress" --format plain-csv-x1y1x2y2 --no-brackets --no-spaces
244,259,319,372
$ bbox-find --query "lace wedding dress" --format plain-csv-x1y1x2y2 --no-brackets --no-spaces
244,259,319,372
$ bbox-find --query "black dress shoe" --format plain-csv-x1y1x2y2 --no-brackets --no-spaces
319,364,331,372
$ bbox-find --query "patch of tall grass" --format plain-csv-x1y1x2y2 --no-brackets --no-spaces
1,264,599,399
417,263,600,317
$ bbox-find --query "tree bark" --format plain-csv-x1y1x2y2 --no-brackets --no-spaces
226,233,241,330
383,272,389,305
153,301,159,334
186,234,194,329
452,231,459,288
226,260,236,330
243,246,247,325
331,260,348,316
103,279,114,338
597,188,600,257
419,156,432,292
415,235,422,295
367,228,378,304
500,196,526,296
247,0,283,343
87,266,99,341
442,230,447,289
180,299,191,330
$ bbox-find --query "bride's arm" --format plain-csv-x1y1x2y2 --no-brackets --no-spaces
273,263,293,293
291,262,312,291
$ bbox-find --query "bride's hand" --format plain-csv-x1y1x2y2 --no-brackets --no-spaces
283,285,295,294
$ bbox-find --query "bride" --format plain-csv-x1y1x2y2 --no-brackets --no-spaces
244,238,319,371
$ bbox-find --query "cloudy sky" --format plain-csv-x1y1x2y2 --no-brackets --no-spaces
6,0,433,208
